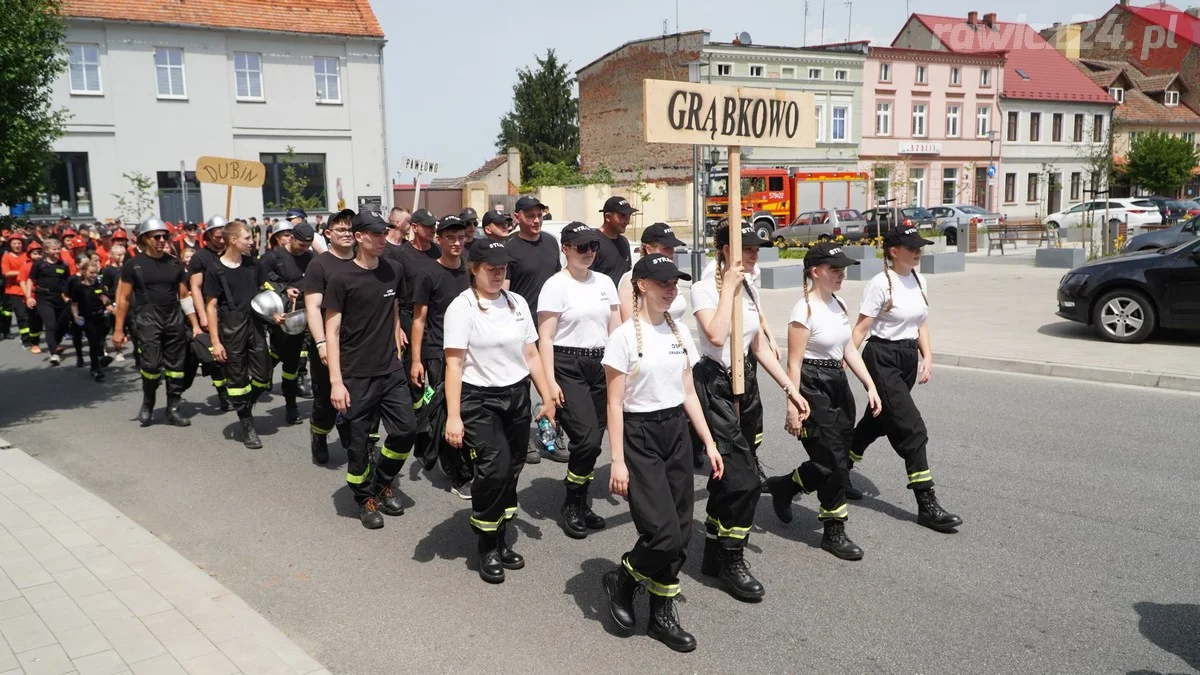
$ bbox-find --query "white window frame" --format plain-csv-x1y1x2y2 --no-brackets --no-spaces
879,62,892,82
67,43,102,95
831,105,850,142
912,104,927,137
876,102,892,136
1166,90,1180,106
154,47,186,100
834,69,848,81
1109,87,1124,103
808,67,823,80
234,51,264,102
814,103,826,143
716,62,733,77
314,56,341,104
942,167,959,205
950,67,961,85
946,105,961,138
916,65,928,84
749,64,765,78
780,65,796,79
976,105,991,137
980,68,992,86
910,168,927,207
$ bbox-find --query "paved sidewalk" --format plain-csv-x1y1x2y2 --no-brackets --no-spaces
0,437,327,675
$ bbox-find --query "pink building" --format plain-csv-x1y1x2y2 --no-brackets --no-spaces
857,47,1006,211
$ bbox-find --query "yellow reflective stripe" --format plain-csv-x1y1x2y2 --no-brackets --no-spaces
565,471,594,485
280,371,298,380
790,469,810,493
299,350,308,358
622,558,679,597
706,516,750,539
470,516,501,532
346,466,371,484
369,433,381,441
251,380,270,389
163,370,185,379
268,350,279,359
380,446,409,461
412,385,435,410
754,432,763,446
818,503,849,519
140,370,161,380
226,385,251,396
19,328,29,334
907,470,932,485
469,448,477,460
212,379,226,388
311,423,332,435
503,506,517,520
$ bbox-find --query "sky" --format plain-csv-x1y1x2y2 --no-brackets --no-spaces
372,0,1121,180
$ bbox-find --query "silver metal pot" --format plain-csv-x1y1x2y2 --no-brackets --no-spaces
251,290,285,321
279,310,308,335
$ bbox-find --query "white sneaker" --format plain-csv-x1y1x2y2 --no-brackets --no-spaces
49,354,61,366
114,352,126,362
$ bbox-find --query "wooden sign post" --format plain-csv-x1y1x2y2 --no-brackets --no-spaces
195,156,267,219
642,79,815,397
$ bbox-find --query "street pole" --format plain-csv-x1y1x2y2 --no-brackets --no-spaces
728,146,744,409
692,145,702,278
411,173,423,211
180,160,189,224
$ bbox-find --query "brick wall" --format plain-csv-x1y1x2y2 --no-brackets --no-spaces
577,32,706,183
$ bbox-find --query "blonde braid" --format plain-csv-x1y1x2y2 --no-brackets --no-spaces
631,290,643,377
911,269,929,306
803,270,813,322
715,253,725,294
470,274,488,313
883,254,896,313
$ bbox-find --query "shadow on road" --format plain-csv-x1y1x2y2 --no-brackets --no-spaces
410,506,474,567
1037,320,1200,347
0,349,140,429
563,557,629,636
1132,601,1200,673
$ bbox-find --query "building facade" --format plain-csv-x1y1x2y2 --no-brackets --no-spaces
36,0,388,223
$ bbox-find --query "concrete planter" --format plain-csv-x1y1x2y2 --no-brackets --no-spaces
846,257,884,281
843,246,877,260
919,252,966,274
758,247,780,263
1035,247,1085,269
760,264,806,289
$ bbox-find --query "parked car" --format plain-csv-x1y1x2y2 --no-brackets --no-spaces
861,206,938,239
773,208,868,247
928,205,1002,246
1043,199,1163,231
1056,237,1200,343
1138,195,1176,222
1124,216,1200,252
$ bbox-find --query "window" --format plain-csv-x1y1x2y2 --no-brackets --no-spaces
950,67,961,85
946,105,960,137
154,47,186,99
1027,174,1039,202
876,102,892,136
67,44,101,94
976,105,991,137
1052,113,1063,142
314,56,340,103
1073,114,1084,142
981,68,992,86
942,167,958,204
831,106,849,141
1004,173,1017,203
1029,112,1041,142
1070,172,1082,201
29,152,93,218
261,152,327,211
749,64,765,77
1184,131,1196,145
1129,131,1143,144
1166,90,1180,106
835,69,848,81
910,168,926,207
234,52,263,100
1093,114,1105,142
1007,111,1019,142
716,63,732,76
1109,87,1124,103
808,67,823,80
873,166,891,205
814,104,825,142
781,66,796,79
912,104,927,137
916,65,927,84
879,62,892,82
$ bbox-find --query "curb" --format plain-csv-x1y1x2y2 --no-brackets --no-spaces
933,352,1200,393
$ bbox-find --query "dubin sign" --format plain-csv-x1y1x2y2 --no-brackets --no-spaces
195,156,266,188
643,79,816,148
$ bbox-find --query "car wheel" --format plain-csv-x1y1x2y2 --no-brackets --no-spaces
1091,289,1156,343
774,237,786,249
945,227,958,246
754,221,773,242
1047,221,1060,229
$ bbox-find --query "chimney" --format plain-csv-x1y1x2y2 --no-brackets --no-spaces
506,146,522,192
983,13,997,28
1118,0,1129,6
967,11,979,24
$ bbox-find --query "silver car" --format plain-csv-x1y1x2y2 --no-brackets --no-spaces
1123,217,1200,252
773,208,867,248
929,205,1001,246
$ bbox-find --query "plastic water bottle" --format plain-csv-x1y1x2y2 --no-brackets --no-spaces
537,417,556,454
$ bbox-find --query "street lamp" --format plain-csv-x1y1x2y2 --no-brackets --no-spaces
986,129,999,212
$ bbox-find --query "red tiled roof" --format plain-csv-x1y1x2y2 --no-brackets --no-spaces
1083,68,1122,89
1136,73,1178,92
1124,5,1200,47
62,0,384,39
466,156,508,183
904,14,1115,104
1120,88,1200,124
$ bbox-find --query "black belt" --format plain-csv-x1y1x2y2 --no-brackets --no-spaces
803,358,843,369
625,405,684,421
553,345,604,359
462,378,529,395
867,336,917,347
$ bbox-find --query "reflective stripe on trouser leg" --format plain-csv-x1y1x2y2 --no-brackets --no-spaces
793,364,855,518
219,310,270,414
555,351,607,494
462,381,531,535
694,356,763,543
306,337,338,437
852,340,932,490
344,371,416,500
818,503,849,521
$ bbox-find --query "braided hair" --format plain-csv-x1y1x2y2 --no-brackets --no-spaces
468,262,515,314
802,267,849,321
630,283,687,378
881,249,928,313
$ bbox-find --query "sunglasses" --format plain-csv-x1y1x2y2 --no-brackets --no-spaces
573,241,600,254
147,233,168,241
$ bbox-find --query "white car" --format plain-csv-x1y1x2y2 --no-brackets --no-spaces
1044,199,1163,231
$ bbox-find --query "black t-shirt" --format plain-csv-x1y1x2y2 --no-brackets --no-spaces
121,253,185,307
301,252,356,324
188,247,219,279
30,258,71,297
505,232,561,319
413,261,470,359
591,232,632,288
323,259,403,377
69,277,108,316
203,256,260,313
263,247,312,287
101,265,121,296
384,240,439,310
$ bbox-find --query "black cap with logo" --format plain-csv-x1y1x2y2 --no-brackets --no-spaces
601,196,638,216
351,210,388,234
481,210,511,227
560,222,601,245
632,253,691,282
291,223,316,243
514,196,548,213
436,215,467,233
411,208,437,227
883,225,935,248
468,240,514,265
458,207,479,223
715,223,771,249
641,222,685,248
804,241,859,268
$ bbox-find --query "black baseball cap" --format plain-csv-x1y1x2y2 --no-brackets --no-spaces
468,240,514,265
715,223,771,249
458,207,479,223
804,241,859,268
351,210,388,234
601,196,638,216
411,209,437,227
481,210,511,227
560,222,601,245
292,223,315,242
437,215,467,233
632,253,691,282
641,222,685,248
514,196,547,213
884,225,935,248
330,208,356,225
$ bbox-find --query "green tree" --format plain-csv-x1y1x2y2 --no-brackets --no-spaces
270,146,325,212
111,171,159,223
0,0,68,206
1125,130,1199,196
496,49,579,167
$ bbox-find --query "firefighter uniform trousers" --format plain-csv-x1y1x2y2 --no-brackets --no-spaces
269,326,306,403
343,369,417,504
461,380,530,536
694,355,764,548
622,405,692,598
219,309,272,414
554,348,606,496
134,304,190,397
2,295,32,344
850,337,932,490
420,357,473,485
306,334,348,443
789,361,855,521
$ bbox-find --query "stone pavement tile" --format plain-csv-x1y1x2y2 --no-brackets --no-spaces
23,581,68,604
34,511,100,550
37,553,85,575
160,632,216,662
210,595,319,674
172,597,237,645
0,574,18,602
72,649,130,675
141,610,198,642
0,612,57,652
178,651,238,675
77,592,134,622
0,508,39,533
1,557,54,588
16,643,73,675
95,616,167,664
105,576,172,618
32,595,91,632
0,531,24,555
85,553,137,584
56,624,113,659
0,596,34,620
0,638,17,671
129,653,187,675
53,568,108,600
215,634,292,674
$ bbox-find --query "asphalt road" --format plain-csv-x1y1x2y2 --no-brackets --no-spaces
0,341,1197,675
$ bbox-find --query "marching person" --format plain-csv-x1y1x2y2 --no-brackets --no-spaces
23,241,44,353
600,253,721,652
763,243,881,560
443,240,555,584
27,238,72,366
387,207,440,429
617,223,687,322
481,210,511,243
691,224,808,602
848,226,963,532
2,235,33,349
592,196,636,287
458,207,479,252
325,210,417,530
303,208,357,465
204,222,272,448
102,239,127,361
113,218,200,427
386,207,411,248
536,222,620,539
188,216,231,411
262,222,315,424
68,259,114,381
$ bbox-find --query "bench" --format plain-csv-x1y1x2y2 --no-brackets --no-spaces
987,223,1057,255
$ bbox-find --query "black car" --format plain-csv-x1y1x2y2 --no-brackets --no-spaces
1056,238,1200,343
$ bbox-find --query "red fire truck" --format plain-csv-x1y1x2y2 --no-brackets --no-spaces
705,167,869,240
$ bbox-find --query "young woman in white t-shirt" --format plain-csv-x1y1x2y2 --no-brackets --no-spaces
690,224,809,603
600,253,721,653
848,226,963,533
617,222,688,322
443,241,556,584
763,243,882,561
537,223,620,540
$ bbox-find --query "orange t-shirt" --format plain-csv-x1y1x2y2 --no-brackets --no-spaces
60,250,77,276
2,252,28,296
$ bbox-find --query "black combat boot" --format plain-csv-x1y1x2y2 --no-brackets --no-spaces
284,397,302,425
239,415,262,449
375,484,405,517
216,386,233,412
766,474,800,524
915,488,963,533
821,520,864,560
310,433,329,465
579,489,606,530
647,594,696,653
137,385,157,427
477,532,505,584
165,395,190,427
561,492,588,540
358,497,384,530
601,565,640,632
845,462,864,500
718,545,765,602
496,522,525,570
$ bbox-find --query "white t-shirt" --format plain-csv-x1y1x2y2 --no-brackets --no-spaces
858,270,929,341
603,318,698,413
701,259,762,288
443,289,538,387
690,277,760,368
618,270,687,323
537,270,618,348
789,295,851,361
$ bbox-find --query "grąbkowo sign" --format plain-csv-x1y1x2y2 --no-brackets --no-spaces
643,79,816,148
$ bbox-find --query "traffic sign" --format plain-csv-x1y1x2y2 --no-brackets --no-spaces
987,165,997,178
